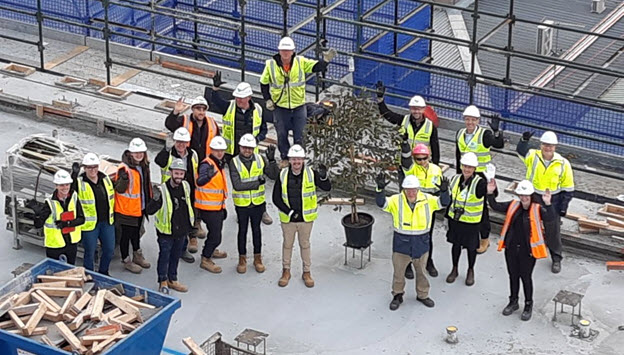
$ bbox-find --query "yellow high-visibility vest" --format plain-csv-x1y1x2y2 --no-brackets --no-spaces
383,191,441,235
457,126,491,172
278,167,318,223
403,162,443,194
154,181,195,235
523,149,574,195
222,101,262,155
448,174,484,223
76,176,114,231
231,153,266,207
43,192,82,248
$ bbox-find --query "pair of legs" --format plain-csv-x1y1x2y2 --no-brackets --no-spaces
406,218,438,277
81,221,115,274
281,221,313,272
236,205,263,256
200,209,225,258
503,245,536,320
393,252,430,299
274,105,307,160
46,243,78,265
157,236,186,282
119,223,141,260
446,243,477,286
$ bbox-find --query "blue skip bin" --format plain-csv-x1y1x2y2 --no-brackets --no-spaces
0,258,181,355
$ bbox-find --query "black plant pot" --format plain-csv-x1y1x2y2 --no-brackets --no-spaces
341,212,375,248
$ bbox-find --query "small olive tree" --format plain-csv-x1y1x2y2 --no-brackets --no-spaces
306,91,401,225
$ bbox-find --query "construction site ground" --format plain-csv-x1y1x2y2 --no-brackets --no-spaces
0,28,623,354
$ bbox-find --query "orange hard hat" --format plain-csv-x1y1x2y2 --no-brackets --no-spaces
412,144,430,156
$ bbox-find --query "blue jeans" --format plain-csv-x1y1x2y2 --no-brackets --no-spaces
81,222,115,274
274,105,307,159
157,236,186,282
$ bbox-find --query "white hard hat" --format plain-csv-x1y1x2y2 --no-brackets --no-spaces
209,136,227,150
287,144,306,158
169,158,186,171
540,131,558,145
402,175,420,189
408,95,426,108
239,133,257,148
515,180,535,195
191,96,208,109
82,153,100,166
233,82,253,98
128,138,147,153
463,105,481,118
53,169,73,185
460,152,479,167
278,36,296,50
173,127,191,142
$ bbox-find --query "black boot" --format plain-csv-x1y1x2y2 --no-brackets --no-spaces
551,260,561,274
404,263,414,280
521,301,533,321
389,293,403,311
426,259,438,277
502,297,519,316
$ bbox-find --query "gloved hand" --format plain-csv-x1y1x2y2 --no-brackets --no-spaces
436,176,450,192
559,210,567,217
212,71,225,88
400,140,411,155
489,115,500,132
71,162,80,180
376,172,389,190
317,164,328,179
265,99,275,111
152,186,162,202
258,176,266,185
401,132,409,142
266,145,276,162
289,210,301,221
223,209,228,221
522,131,535,141
375,80,385,99
323,48,337,62
55,220,71,229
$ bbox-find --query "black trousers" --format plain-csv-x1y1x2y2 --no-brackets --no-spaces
505,245,536,302
46,243,78,265
236,205,263,256
427,216,436,266
200,209,225,258
119,224,141,260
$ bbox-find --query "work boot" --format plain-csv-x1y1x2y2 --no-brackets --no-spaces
188,238,198,254
476,239,490,254
465,268,475,286
254,254,266,273
191,220,207,239
502,297,519,316
551,260,561,274
389,293,403,311
426,259,438,277
446,266,458,283
167,280,188,293
302,272,315,288
261,211,273,225
521,301,533,321
133,249,151,269
278,268,291,287
212,249,228,259
417,297,435,308
279,160,289,169
123,256,142,274
200,257,222,273
158,281,169,294
237,256,247,274
404,263,414,280
181,250,195,263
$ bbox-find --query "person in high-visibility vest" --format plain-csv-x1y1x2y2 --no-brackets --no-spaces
146,159,194,294
272,144,331,288
229,134,279,274
166,96,219,162
260,36,336,167
455,105,504,255
376,173,450,311
487,179,555,321
445,152,486,286
73,153,115,275
30,169,85,265
114,138,153,274
401,143,444,278
516,130,574,274
196,136,229,273
155,127,201,263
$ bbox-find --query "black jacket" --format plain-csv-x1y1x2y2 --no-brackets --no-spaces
165,112,220,162
33,190,85,245
272,166,331,222
114,150,152,226
146,180,192,238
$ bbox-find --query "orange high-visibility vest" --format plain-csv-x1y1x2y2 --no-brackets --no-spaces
183,115,219,158
194,157,228,211
114,164,149,217
497,201,548,259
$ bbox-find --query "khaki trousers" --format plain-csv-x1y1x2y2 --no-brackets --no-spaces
392,251,430,299
281,221,313,272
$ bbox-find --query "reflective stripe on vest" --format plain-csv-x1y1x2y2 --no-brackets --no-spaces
457,126,491,172
394,192,432,235
267,56,306,109
114,164,143,217
183,114,218,158
404,163,442,194
161,150,199,184
222,101,263,155
400,115,433,149
194,157,228,211
231,153,266,207
278,167,318,223
448,174,484,223
77,176,114,231
155,181,195,235
44,193,81,248
525,150,570,195
498,201,548,259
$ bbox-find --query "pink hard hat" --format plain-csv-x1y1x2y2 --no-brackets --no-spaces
412,144,430,156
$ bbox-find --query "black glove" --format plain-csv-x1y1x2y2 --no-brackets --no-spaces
401,132,409,142
258,176,266,185
55,220,71,228
223,209,228,220
375,80,385,99
436,176,450,192
152,186,162,202
559,210,567,217
400,140,411,154
26,199,43,214
376,172,389,190
266,145,276,162
290,210,301,221
317,164,328,179
213,71,225,88
71,162,80,180
489,115,500,132
522,131,535,141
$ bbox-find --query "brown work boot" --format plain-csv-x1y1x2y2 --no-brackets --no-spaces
476,239,490,254
237,256,247,274
212,249,227,259
253,254,266,273
133,249,151,269
191,220,207,239
278,268,291,287
200,257,222,273
302,272,315,288
261,211,273,225
446,266,458,284
158,281,169,293
279,160,289,169
465,268,475,286
167,280,188,293
123,256,142,274
188,238,198,254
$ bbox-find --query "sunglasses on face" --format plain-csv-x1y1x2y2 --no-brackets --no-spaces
414,157,428,161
